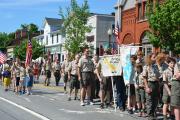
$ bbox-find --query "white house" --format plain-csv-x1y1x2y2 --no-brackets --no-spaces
86,13,115,55
34,17,66,62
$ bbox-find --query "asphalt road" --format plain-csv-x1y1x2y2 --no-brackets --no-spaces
0,77,149,120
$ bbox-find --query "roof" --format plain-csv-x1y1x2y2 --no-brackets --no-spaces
90,13,115,17
44,17,63,26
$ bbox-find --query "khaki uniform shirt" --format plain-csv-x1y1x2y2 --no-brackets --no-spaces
26,66,33,76
69,60,78,75
20,67,26,79
15,65,21,77
45,61,51,71
54,63,61,71
62,60,69,73
163,67,173,85
142,64,160,82
135,72,144,86
78,56,94,72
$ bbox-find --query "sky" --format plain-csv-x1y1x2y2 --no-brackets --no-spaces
0,0,117,33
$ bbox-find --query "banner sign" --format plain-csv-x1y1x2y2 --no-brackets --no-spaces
120,46,139,83
100,55,122,77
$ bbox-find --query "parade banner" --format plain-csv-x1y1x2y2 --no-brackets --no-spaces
100,55,122,77
120,46,139,84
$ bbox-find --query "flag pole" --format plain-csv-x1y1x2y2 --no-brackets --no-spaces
117,0,120,54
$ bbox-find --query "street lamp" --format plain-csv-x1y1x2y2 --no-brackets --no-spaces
107,28,112,48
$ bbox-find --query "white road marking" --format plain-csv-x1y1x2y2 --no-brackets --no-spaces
0,97,51,120
59,108,112,114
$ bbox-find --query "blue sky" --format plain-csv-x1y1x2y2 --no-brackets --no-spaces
0,0,117,33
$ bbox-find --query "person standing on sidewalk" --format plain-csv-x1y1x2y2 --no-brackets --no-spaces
33,62,39,84
11,60,16,92
162,57,176,120
68,54,80,101
2,60,11,91
53,60,61,86
26,63,34,95
15,61,21,94
44,59,51,86
171,58,180,120
78,47,94,106
134,64,146,117
93,55,100,99
61,55,70,93
142,53,160,120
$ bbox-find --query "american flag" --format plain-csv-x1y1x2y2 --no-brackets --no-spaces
25,39,32,67
114,22,120,42
0,51,7,64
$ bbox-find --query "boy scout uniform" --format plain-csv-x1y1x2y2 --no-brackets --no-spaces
62,60,70,83
142,64,160,118
135,73,146,104
45,61,51,78
69,60,80,89
162,67,173,104
78,56,94,87
96,61,112,92
53,63,61,86
171,63,180,107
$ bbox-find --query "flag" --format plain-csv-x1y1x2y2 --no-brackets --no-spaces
0,51,7,64
114,22,120,42
25,39,32,67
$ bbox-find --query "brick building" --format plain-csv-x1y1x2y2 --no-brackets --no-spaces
115,0,161,56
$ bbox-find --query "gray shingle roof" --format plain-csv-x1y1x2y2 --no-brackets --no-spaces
44,17,63,26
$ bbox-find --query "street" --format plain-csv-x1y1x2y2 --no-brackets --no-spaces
0,78,147,120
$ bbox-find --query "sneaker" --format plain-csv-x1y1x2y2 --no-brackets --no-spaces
106,103,110,108
134,109,140,114
128,109,133,114
80,101,85,106
68,97,71,101
100,103,104,109
90,102,94,105
74,97,77,100
86,101,90,105
119,107,125,112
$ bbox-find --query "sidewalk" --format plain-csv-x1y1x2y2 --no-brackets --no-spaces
33,75,65,92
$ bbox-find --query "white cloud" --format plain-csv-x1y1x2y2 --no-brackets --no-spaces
0,0,69,7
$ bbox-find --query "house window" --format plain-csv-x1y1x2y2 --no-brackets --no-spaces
57,34,59,43
46,36,48,45
138,3,143,20
52,34,54,44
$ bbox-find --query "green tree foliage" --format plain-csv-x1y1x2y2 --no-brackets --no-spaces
0,32,15,50
147,0,180,53
20,23,39,34
13,39,43,61
59,0,92,56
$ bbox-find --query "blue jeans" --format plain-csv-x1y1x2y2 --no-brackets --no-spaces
114,76,126,109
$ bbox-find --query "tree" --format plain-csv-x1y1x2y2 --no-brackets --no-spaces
59,0,92,56
13,39,43,61
0,32,14,50
20,23,39,34
147,0,180,54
